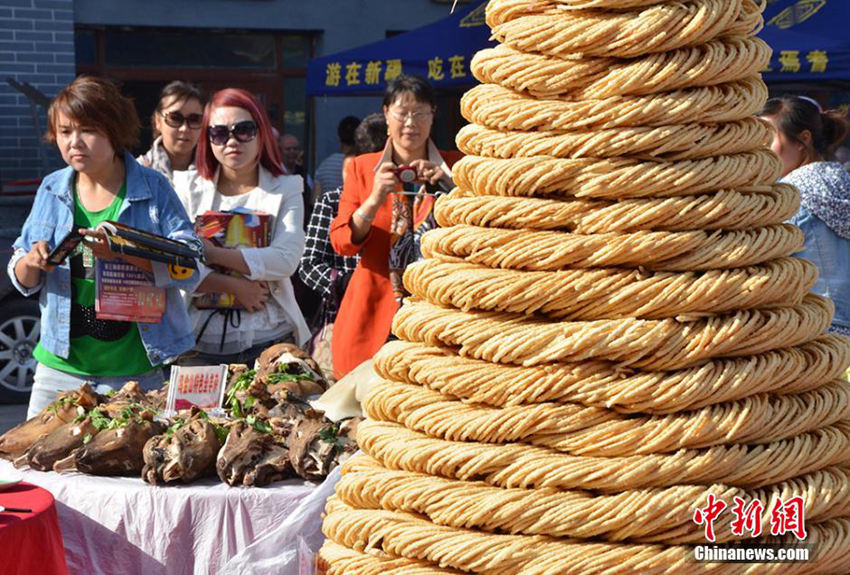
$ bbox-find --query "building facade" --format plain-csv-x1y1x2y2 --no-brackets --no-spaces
1,0,462,183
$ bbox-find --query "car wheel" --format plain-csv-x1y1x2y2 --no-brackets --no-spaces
0,297,40,404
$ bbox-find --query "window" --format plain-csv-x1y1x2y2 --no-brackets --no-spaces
75,27,313,154
75,29,96,66
104,29,277,69
283,77,307,144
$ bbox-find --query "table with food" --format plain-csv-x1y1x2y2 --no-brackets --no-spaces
0,343,361,574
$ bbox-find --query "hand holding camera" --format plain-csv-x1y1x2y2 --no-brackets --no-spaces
393,165,418,184
408,159,451,192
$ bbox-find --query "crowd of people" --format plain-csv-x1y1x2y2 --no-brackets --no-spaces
8,74,458,417
7,73,850,417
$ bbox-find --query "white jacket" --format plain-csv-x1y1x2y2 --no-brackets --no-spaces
176,166,310,351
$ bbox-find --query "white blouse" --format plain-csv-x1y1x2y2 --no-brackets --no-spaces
177,166,311,353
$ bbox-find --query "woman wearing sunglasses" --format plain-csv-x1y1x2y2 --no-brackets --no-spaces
138,81,206,188
177,88,310,366
8,76,202,418
329,75,462,378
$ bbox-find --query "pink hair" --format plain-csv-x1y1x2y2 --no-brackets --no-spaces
195,88,284,180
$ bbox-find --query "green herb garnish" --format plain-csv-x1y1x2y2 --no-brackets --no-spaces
319,423,340,444
226,369,256,418
164,418,185,438
214,425,230,445
245,415,272,434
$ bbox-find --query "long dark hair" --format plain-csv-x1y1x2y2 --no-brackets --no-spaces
760,96,849,160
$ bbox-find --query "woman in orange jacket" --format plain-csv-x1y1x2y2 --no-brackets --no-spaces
329,76,462,377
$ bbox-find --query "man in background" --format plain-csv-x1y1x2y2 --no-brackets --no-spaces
278,132,314,223
312,115,360,204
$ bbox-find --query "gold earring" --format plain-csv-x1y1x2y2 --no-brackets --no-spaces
387,127,391,136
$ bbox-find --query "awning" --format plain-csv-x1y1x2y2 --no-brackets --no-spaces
760,0,850,82
306,1,493,96
307,0,850,97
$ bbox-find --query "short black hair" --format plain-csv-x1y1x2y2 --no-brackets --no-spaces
354,113,388,155
382,75,436,111
338,115,360,147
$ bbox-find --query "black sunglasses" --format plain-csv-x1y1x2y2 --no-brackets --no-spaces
207,121,258,146
161,111,203,130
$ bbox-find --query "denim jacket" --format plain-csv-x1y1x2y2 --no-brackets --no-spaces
782,162,850,336
7,151,203,365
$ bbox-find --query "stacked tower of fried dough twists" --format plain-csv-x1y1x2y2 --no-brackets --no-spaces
318,1,850,572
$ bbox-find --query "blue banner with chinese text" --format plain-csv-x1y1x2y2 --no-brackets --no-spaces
760,0,850,82
306,1,493,96
307,0,850,97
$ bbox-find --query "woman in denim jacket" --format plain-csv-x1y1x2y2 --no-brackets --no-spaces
761,96,850,335
8,76,202,418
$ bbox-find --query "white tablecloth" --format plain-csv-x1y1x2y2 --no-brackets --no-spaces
0,459,316,575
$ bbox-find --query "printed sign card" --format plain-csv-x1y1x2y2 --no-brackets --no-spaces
95,259,166,323
166,365,229,413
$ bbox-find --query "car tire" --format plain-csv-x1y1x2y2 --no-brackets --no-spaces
0,296,40,404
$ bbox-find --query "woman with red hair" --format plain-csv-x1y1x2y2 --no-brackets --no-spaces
178,88,309,366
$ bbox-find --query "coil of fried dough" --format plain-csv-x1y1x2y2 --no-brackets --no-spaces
403,257,816,321
461,80,768,131
364,379,850,456
452,152,780,200
552,0,675,9
317,541,461,575
456,119,771,161
358,419,850,491
434,186,799,233
392,295,831,371
374,337,850,413
322,499,850,574
318,542,459,575
316,525,849,575
487,0,762,59
470,37,770,99
337,456,850,544
421,225,803,272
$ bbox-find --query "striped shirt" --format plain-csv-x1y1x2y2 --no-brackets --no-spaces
314,153,345,193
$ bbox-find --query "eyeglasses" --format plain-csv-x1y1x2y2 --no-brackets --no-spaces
160,111,203,130
207,121,258,146
388,109,434,123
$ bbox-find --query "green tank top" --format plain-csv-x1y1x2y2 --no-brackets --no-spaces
34,182,157,376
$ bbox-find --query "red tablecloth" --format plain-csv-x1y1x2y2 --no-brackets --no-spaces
0,482,68,575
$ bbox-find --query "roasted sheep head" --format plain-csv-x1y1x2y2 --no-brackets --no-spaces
0,383,99,460
216,420,292,487
254,344,326,397
99,381,152,418
73,408,164,476
144,386,168,413
242,441,291,487
21,416,99,471
142,408,222,484
288,411,360,481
